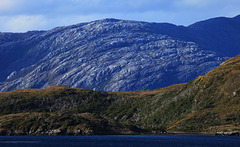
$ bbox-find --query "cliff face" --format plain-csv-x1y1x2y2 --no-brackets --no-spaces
1,15,240,92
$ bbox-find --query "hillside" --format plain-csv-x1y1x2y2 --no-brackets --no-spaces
168,54,240,134
0,55,240,135
188,15,240,56
2,15,240,91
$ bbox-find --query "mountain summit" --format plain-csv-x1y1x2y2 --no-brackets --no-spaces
0,15,240,91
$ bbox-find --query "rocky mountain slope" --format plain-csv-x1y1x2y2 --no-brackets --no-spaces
0,55,240,135
1,15,240,91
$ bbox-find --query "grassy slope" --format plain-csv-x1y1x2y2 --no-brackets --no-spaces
168,55,240,134
0,55,240,135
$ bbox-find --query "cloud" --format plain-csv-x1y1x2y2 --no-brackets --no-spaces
0,0,14,10
1,15,47,32
0,0,169,16
0,0,22,12
176,0,217,8
0,0,240,32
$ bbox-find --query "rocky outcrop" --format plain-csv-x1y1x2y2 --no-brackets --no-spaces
1,16,240,91
216,132,240,136
1,55,240,135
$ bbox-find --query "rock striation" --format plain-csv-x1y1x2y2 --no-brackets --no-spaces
1,15,240,91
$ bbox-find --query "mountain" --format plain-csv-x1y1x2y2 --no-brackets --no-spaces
0,55,240,135
188,15,240,56
1,15,240,91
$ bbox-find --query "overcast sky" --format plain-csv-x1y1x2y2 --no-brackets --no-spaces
0,0,240,32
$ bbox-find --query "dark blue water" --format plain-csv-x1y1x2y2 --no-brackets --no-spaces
0,135,239,147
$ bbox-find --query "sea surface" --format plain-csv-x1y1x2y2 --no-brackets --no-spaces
0,135,240,147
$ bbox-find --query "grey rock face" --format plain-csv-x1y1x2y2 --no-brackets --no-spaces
0,17,237,91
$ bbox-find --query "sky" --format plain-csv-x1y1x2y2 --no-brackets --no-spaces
0,0,240,32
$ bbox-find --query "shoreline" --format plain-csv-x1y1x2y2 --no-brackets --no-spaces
1,131,239,137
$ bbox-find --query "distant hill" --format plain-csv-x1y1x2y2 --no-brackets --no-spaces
0,55,240,135
1,15,240,91
188,15,240,56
